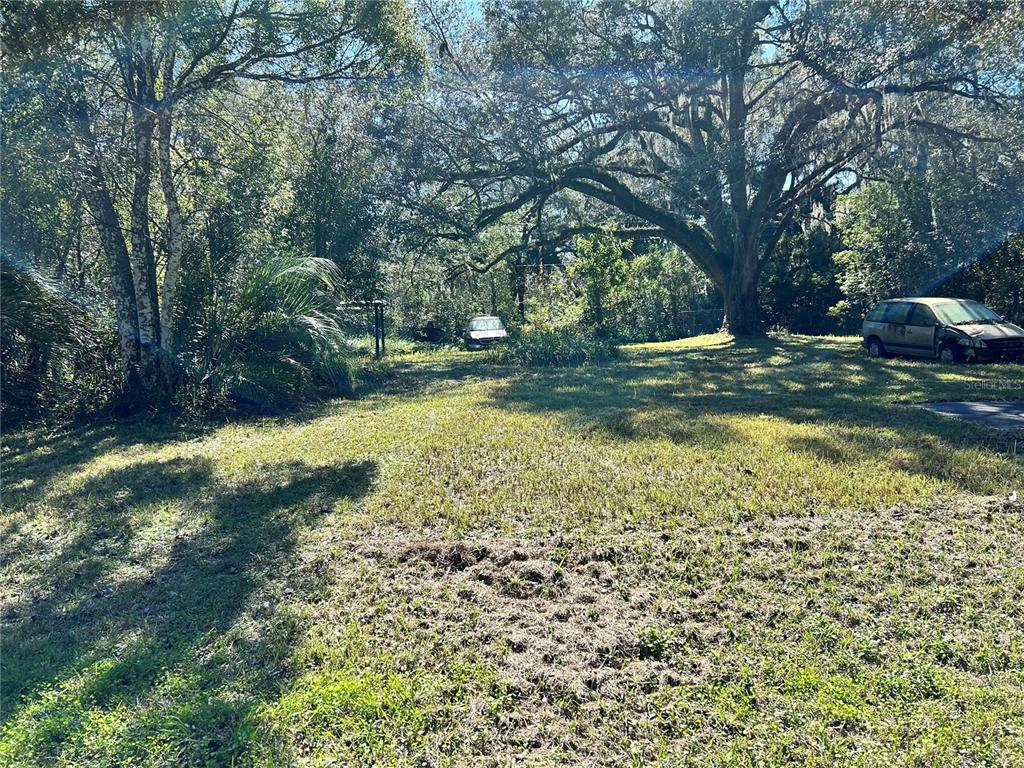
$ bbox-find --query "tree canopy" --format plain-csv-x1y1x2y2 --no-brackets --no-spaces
3,0,425,407
404,0,1021,333
2,0,1022,421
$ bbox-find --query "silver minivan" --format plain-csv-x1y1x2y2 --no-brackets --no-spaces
862,297,1024,363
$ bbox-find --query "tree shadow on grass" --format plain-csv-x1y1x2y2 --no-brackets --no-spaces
487,335,1024,494
2,455,376,764
357,350,504,399
2,417,219,504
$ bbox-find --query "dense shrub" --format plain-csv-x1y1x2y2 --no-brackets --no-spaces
612,248,722,341
568,235,722,342
759,225,845,334
1,260,119,425
941,234,1024,325
184,254,357,410
491,326,619,367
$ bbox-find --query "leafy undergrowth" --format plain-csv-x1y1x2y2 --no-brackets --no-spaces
3,334,1023,766
490,326,620,367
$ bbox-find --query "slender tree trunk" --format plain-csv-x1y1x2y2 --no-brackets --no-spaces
31,225,43,268
592,288,604,329
119,16,173,402
57,194,82,282
85,176,144,379
510,254,526,320
157,99,183,355
129,103,167,390
75,223,86,291
70,100,143,397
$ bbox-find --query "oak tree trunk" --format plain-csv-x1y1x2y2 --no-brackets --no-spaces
719,247,764,336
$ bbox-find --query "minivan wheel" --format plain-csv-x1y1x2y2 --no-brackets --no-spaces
938,344,960,364
866,337,886,358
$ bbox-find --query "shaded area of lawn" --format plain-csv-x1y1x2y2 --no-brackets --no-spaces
2,453,375,765
492,334,1017,431
485,335,1023,502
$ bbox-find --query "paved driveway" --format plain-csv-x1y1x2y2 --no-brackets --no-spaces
915,401,1024,431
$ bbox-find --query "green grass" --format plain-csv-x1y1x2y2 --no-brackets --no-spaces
3,334,1023,766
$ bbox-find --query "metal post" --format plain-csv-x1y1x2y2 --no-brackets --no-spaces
374,305,381,359
379,303,385,356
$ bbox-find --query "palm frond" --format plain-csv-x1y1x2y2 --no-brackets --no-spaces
192,251,356,407
1,257,114,421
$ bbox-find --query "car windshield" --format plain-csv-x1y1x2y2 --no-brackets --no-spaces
932,300,1002,325
469,317,503,331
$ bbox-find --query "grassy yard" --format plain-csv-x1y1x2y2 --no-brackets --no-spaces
3,334,1024,767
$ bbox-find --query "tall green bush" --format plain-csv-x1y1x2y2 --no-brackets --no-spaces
183,254,356,410
568,231,628,332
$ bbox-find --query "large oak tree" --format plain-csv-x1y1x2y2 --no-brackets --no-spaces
409,0,1019,334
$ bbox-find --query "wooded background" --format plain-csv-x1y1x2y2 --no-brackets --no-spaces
3,0,1022,422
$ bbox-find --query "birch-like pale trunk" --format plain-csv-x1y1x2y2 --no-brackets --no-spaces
128,99,166,393
157,32,182,355
122,24,173,398
157,108,182,354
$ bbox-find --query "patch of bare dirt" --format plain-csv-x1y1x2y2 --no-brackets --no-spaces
358,538,663,686
342,536,681,763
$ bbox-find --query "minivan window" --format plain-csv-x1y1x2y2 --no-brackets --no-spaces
468,317,504,331
932,300,1002,325
866,304,887,322
883,302,913,324
907,304,937,326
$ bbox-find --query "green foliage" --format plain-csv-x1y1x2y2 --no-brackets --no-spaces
832,180,936,324
387,224,523,342
0,0,427,420
610,245,721,342
942,234,1024,325
760,224,845,334
554,235,722,343
388,234,723,349
522,268,584,331
155,84,367,414
568,230,629,331
491,325,619,367
832,150,1023,325
287,97,390,300
0,259,117,424
190,254,356,409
